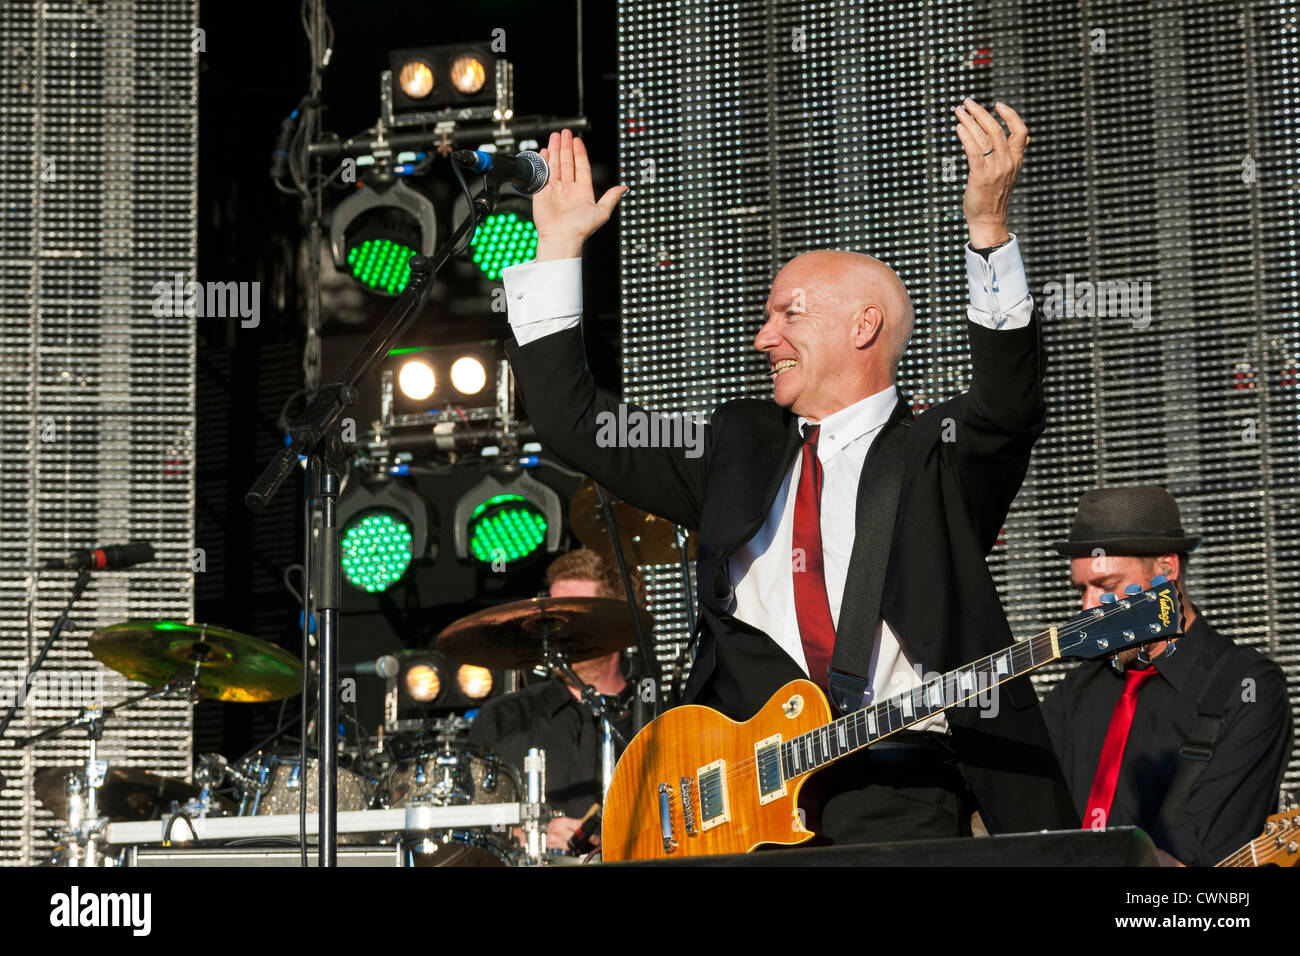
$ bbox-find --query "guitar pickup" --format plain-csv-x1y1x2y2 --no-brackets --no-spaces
697,759,730,831
755,735,786,804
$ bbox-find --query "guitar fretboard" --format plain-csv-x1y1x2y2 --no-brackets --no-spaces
776,631,1058,780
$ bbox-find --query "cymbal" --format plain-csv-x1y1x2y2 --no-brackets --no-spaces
88,620,303,703
34,766,233,822
436,597,654,670
570,479,697,566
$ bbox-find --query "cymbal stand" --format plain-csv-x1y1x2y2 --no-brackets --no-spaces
15,679,194,866
542,648,628,806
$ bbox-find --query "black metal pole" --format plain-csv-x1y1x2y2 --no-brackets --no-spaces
316,465,341,865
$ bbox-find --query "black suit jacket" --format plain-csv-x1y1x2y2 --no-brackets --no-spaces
506,316,1079,834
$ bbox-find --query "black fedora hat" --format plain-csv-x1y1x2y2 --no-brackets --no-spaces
1053,485,1201,557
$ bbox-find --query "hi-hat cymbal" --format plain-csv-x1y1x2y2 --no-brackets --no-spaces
34,766,233,822
436,597,654,670
88,620,302,703
569,479,696,566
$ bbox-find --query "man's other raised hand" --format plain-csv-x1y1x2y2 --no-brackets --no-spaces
533,129,629,261
954,99,1029,249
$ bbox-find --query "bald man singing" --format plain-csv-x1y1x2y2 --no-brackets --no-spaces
502,100,1078,848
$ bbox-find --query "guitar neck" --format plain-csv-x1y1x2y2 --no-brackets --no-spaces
778,629,1062,780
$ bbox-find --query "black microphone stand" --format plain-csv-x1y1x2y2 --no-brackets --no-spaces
0,569,92,766
591,485,662,722
245,184,505,866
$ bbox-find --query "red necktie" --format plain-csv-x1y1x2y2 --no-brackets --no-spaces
792,424,836,690
1081,665,1159,828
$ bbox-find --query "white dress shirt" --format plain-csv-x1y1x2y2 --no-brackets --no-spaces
502,239,1034,733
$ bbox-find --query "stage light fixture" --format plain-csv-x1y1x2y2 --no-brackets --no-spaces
329,177,437,296
387,44,496,123
398,59,436,99
398,359,436,401
450,356,487,395
393,650,508,719
471,208,538,280
450,55,487,95
382,341,502,420
453,471,563,566
337,480,435,593
405,663,442,703
456,665,493,699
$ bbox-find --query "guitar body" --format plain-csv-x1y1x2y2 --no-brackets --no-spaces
601,679,832,861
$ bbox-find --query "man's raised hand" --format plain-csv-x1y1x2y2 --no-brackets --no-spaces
533,129,629,261
954,99,1029,248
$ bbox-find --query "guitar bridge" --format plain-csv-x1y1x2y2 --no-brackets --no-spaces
680,777,698,836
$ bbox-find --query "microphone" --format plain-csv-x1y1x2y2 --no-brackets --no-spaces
341,655,400,679
451,149,549,195
43,541,155,571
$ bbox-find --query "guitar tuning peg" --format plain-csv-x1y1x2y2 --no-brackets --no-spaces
1100,592,1117,603
1125,584,1142,595
1150,575,1168,586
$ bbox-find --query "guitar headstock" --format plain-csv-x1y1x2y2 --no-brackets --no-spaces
1058,576,1183,661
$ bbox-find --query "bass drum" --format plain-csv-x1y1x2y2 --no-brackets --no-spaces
378,743,521,866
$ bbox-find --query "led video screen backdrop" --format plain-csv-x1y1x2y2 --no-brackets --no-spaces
0,0,197,864
616,0,1300,790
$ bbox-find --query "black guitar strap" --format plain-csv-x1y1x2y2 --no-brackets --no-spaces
1153,644,1261,840
827,416,911,715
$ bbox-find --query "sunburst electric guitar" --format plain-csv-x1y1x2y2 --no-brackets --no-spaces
602,579,1183,861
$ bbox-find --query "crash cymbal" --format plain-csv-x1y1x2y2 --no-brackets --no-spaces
88,620,302,703
34,766,233,822
436,597,654,670
569,479,697,566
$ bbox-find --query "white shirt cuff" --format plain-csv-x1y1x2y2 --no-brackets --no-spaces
501,257,583,345
966,234,1032,330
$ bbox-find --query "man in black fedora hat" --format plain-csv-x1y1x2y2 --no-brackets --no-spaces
1039,485,1293,865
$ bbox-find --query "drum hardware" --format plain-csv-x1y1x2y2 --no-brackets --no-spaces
16,679,191,866
105,802,532,844
522,747,546,865
541,649,629,802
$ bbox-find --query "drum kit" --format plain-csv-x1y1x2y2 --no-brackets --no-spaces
22,482,690,867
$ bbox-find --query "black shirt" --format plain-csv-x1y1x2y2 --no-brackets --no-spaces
467,679,636,820
1040,614,1292,865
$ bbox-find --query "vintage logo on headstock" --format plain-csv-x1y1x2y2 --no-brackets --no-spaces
1157,587,1174,629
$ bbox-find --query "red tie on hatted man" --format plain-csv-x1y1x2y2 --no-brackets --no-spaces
1081,665,1160,828
792,424,836,690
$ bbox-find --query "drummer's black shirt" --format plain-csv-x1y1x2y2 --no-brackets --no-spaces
1039,614,1292,865
467,678,637,820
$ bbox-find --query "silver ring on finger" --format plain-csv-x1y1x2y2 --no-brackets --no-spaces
982,148,994,156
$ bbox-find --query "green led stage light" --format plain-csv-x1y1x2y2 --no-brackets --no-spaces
329,177,436,297
340,511,415,592
453,471,562,567
470,211,538,280
337,481,434,592
467,494,548,564
347,238,418,296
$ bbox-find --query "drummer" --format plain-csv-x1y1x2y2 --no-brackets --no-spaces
467,548,642,851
